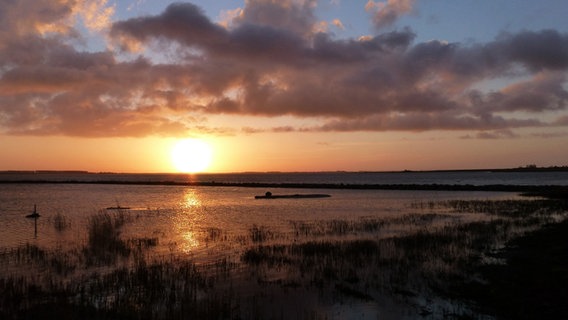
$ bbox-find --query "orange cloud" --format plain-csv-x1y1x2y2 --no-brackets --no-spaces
365,0,415,29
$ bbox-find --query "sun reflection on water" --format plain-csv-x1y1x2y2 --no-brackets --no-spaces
181,231,199,253
183,190,201,208
173,189,203,253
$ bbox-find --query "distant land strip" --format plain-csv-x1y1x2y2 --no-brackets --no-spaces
1,179,567,197
1,165,568,174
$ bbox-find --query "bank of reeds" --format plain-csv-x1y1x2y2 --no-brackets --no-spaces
242,219,510,289
241,199,568,317
0,258,238,320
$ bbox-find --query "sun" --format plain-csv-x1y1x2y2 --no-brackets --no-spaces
171,139,213,173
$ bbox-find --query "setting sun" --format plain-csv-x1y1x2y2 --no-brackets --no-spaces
171,139,213,173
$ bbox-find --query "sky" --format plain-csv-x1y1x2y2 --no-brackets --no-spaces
1,0,568,173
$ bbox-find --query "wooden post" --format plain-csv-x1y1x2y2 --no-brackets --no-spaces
26,204,41,238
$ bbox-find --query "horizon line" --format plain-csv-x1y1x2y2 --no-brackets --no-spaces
1,165,568,175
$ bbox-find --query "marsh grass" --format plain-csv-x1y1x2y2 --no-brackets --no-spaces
51,213,70,232
290,218,385,237
289,214,457,240
84,211,131,265
249,224,275,243
416,199,568,217
1,198,567,319
240,199,568,318
204,227,223,243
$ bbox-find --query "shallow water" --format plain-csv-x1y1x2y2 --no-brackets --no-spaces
2,182,564,319
0,183,519,256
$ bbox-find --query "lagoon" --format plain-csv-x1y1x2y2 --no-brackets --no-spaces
1,172,567,319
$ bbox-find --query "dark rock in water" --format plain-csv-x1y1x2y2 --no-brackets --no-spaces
255,192,331,199
106,206,131,210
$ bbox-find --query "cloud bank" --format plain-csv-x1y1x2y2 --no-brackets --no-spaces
0,1,567,137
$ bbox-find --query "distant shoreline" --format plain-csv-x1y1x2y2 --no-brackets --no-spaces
2,167,567,198
1,179,567,197
1,165,568,175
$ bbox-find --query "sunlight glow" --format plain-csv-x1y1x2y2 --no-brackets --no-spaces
183,190,201,208
181,231,199,252
171,139,213,173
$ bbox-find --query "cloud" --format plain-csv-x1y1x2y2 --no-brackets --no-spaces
530,131,568,138
0,0,74,38
314,114,541,132
1,2,568,138
472,71,568,114
0,0,114,40
332,19,345,30
74,0,116,31
500,30,568,71
365,0,415,30
554,115,568,126
473,130,520,140
110,3,228,51
224,0,318,37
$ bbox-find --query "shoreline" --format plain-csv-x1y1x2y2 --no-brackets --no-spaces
1,166,568,175
1,179,567,197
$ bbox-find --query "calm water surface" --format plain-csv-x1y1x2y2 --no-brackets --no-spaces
0,183,520,256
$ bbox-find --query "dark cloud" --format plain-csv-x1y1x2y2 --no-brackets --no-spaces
1,1,568,138
468,72,568,115
231,0,317,37
110,3,228,50
228,23,305,62
502,30,568,71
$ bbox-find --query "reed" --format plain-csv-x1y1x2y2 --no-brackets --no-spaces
205,227,223,242
421,199,568,217
249,224,274,243
84,211,130,265
52,213,70,232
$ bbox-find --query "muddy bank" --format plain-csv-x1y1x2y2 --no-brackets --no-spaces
454,219,568,319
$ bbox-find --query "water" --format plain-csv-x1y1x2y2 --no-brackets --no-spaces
0,170,561,251
0,182,518,254
0,171,564,319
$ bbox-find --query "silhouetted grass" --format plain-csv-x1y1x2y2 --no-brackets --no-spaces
84,211,130,265
52,213,70,232
425,199,568,217
240,199,568,317
290,218,385,237
249,224,274,243
0,259,236,320
204,227,223,242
